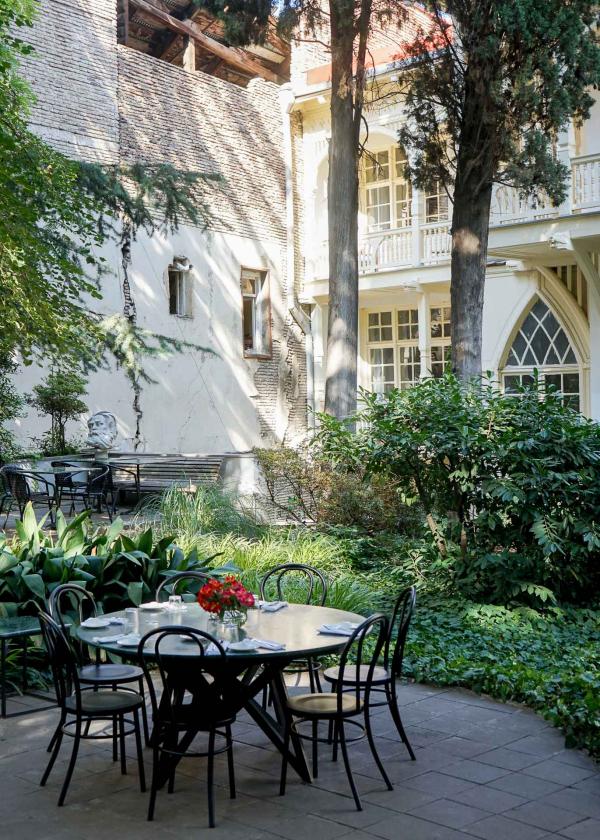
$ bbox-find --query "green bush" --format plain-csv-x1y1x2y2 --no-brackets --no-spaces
317,374,600,606
0,503,229,616
255,445,420,534
405,598,600,758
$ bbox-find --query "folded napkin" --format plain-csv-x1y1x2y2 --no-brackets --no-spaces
260,601,288,613
252,638,286,651
229,638,261,652
108,616,125,625
318,622,360,637
92,633,127,644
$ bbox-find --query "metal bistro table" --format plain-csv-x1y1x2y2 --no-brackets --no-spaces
77,602,364,785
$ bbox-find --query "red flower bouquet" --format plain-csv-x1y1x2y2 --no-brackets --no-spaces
197,575,255,621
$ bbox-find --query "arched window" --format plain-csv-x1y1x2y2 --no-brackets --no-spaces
502,298,580,410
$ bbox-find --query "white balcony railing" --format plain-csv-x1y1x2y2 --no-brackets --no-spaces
306,154,600,282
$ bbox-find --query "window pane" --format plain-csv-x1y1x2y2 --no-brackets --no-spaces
366,185,391,231
365,151,390,183
563,372,579,393
243,298,255,350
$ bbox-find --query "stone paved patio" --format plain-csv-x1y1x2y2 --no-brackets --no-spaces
1,683,599,840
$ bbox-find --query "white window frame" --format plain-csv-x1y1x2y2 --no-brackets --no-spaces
366,306,422,393
241,267,271,358
430,305,452,377
168,261,193,317
361,147,413,234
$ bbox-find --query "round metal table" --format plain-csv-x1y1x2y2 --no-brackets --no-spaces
77,603,365,785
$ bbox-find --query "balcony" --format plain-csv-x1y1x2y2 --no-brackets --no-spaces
307,153,600,283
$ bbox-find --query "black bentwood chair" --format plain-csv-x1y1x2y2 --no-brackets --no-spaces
54,462,115,520
280,613,391,811
155,570,214,603
260,563,328,694
0,466,56,526
48,583,149,744
138,627,237,828
38,612,146,806
323,586,417,760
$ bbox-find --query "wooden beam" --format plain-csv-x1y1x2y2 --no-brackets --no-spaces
117,0,129,45
182,35,195,71
129,0,281,83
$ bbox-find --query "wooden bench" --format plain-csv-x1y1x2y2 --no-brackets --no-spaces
110,455,224,496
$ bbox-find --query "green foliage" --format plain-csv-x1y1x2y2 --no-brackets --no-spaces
399,0,600,204
406,599,600,758
0,503,227,616
316,374,600,605
0,353,25,462
255,445,420,533
27,369,87,455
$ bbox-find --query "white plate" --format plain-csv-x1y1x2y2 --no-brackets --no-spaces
116,635,141,647
81,617,111,629
139,602,164,611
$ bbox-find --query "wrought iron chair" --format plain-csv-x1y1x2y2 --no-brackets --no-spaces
280,613,391,811
0,465,56,526
155,570,214,603
323,586,417,760
54,462,115,520
138,626,237,828
38,611,146,806
260,562,328,694
48,583,149,744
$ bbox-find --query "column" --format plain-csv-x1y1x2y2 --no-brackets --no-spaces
418,291,431,378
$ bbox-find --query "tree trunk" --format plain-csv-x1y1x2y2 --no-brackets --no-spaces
450,69,495,381
323,2,360,420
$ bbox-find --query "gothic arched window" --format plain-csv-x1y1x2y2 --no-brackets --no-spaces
502,298,580,410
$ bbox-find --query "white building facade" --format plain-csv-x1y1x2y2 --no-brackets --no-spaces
12,1,600,470
292,31,600,421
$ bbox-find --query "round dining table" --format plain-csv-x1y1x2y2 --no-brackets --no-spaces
77,602,365,786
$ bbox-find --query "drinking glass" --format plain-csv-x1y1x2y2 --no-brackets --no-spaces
125,607,138,634
168,595,183,611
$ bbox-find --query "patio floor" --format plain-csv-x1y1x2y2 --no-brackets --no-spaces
1,682,599,840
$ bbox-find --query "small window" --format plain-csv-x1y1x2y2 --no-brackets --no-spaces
168,258,193,317
242,268,270,356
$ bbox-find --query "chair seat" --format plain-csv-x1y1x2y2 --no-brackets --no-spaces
323,665,390,686
78,663,143,684
286,692,363,717
66,689,143,715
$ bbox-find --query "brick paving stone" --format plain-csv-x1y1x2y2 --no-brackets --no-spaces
439,759,511,784
505,801,583,832
366,811,469,840
559,817,600,840
522,759,597,786
407,797,491,829
488,771,566,800
464,814,551,840
449,785,529,814
475,748,543,772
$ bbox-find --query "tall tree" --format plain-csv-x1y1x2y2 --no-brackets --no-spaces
398,1,600,379
198,0,403,419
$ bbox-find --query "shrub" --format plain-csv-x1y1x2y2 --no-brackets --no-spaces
255,445,420,534
316,374,600,605
0,503,229,616
28,369,87,455
405,598,600,758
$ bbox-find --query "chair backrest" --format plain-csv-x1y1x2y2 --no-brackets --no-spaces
38,610,81,712
385,586,416,677
48,583,97,663
337,613,389,714
155,571,214,602
86,464,111,493
138,627,240,729
259,563,328,606
1,466,46,499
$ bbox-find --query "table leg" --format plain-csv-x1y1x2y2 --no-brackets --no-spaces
244,666,311,783
22,639,28,693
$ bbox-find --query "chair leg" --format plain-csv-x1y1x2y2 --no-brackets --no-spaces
386,682,415,761
41,722,64,786
147,742,159,821
140,685,150,746
226,724,236,800
112,715,118,761
313,659,323,693
312,720,319,778
133,709,146,793
47,712,66,753
207,727,216,828
119,714,127,775
364,702,393,791
279,715,290,796
307,657,316,693
338,720,362,811
58,721,82,806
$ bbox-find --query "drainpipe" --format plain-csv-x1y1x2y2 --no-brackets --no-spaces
279,83,315,429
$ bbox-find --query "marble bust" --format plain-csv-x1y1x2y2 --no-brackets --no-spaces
85,411,118,454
